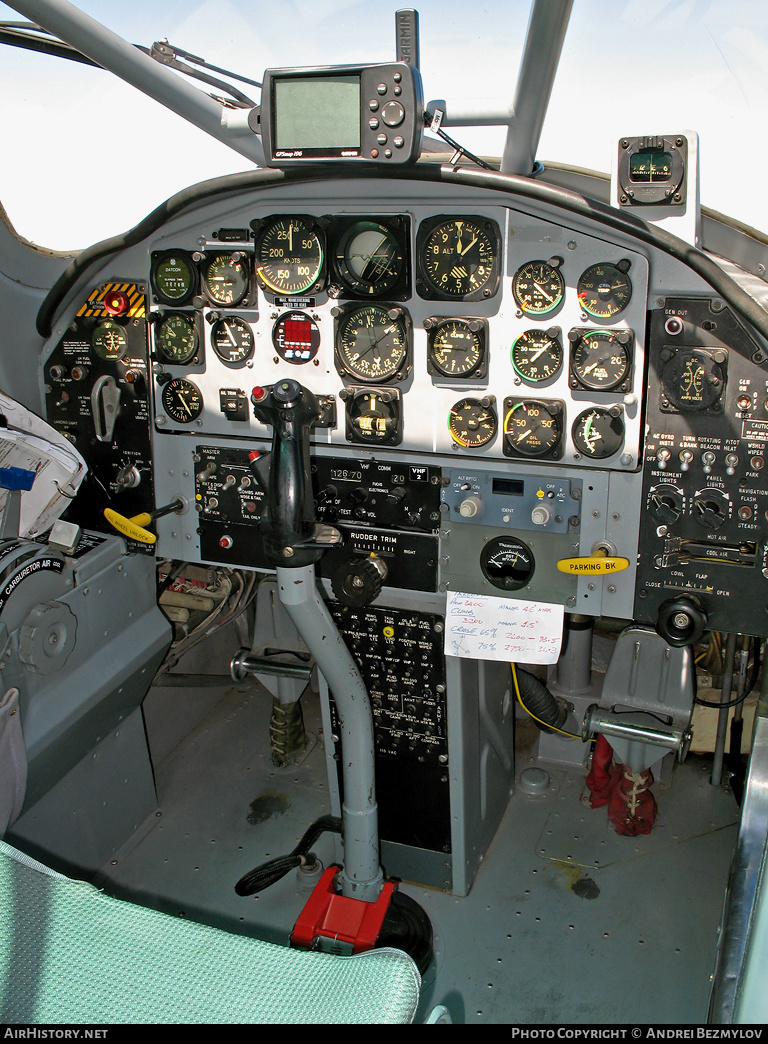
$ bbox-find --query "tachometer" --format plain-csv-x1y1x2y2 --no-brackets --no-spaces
511,329,563,383
254,216,324,295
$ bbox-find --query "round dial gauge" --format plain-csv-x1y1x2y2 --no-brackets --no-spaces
272,311,321,364
571,330,631,390
336,305,409,382
335,221,404,296
346,389,401,444
511,329,563,383
480,535,535,592
210,316,254,366
512,260,565,316
421,218,498,299
92,320,128,361
161,377,203,424
503,399,562,458
448,397,497,448
577,262,632,319
156,313,197,364
152,253,196,304
203,254,249,306
660,348,726,411
255,217,323,295
572,407,625,459
428,319,485,378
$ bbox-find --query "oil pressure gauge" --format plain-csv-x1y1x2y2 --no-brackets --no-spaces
503,398,564,459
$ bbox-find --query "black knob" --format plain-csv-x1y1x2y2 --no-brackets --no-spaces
656,597,707,647
331,556,387,607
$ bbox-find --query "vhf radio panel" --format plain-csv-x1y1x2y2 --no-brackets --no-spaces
254,63,424,165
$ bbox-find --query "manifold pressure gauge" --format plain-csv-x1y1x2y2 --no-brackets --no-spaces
511,328,562,383
335,304,411,383
254,216,324,295
161,377,203,423
512,258,565,316
577,261,632,319
426,317,487,378
448,396,497,448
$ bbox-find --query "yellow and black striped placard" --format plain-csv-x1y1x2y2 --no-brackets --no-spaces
77,282,146,319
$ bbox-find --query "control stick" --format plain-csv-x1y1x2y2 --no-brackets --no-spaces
247,379,382,901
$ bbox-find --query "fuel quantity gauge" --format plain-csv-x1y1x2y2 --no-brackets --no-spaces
572,406,624,459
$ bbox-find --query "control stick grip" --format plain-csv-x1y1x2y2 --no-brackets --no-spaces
250,380,338,567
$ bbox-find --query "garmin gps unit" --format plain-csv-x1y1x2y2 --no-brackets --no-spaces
253,63,424,166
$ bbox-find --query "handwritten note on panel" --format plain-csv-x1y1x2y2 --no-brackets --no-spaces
445,591,564,665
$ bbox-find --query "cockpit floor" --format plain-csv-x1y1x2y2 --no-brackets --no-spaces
99,677,739,1026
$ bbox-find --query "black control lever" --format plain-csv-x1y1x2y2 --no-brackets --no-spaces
249,379,341,567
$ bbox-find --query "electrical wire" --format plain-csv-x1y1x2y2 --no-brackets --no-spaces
694,636,762,710
510,662,582,739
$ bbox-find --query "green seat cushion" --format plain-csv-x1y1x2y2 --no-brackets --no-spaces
0,841,420,1024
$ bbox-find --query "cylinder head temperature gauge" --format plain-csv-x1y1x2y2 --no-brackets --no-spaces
480,535,535,591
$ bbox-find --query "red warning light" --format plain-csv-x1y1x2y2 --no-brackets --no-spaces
103,290,129,315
